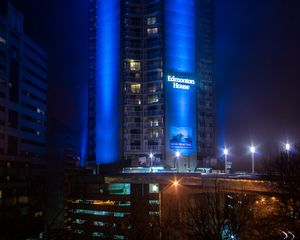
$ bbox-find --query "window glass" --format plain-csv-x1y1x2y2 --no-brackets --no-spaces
129,61,140,71
148,94,159,104
147,17,156,25
149,183,159,193
131,84,141,93
147,28,158,36
108,183,131,195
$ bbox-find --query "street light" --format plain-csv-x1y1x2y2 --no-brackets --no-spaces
173,180,179,187
249,145,256,174
285,142,291,166
159,178,181,235
224,147,229,174
149,153,154,169
285,143,290,152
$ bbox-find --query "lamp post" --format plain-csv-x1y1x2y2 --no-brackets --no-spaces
175,151,180,172
285,142,291,166
224,147,228,174
249,145,256,174
159,179,180,238
149,153,154,170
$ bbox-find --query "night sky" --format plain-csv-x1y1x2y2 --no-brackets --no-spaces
9,0,300,171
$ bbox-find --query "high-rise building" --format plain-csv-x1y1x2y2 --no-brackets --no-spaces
0,2,47,239
87,0,215,171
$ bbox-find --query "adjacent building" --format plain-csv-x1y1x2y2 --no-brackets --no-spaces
87,0,216,171
0,2,47,239
65,172,272,239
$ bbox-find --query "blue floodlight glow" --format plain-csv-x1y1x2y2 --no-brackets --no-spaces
80,127,87,167
164,0,196,161
165,0,195,73
96,0,120,164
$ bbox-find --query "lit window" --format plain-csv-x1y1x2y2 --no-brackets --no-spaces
131,84,141,93
147,28,158,36
34,211,43,217
74,229,83,234
150,119,159,127
149,200,160,205
108,183,131,195
147,17,156,25
114,235,125,240
74,219,86,224
37,108,45,115
114,212,125,217
129,61,141,71
150,130,159,138
94,221,105,226
0,190,2,199
92,232,104,237
148,95,159,104
74,209,110,216
0,37,6,45
149,211,159,215
149,183,159,193
119,201,131,206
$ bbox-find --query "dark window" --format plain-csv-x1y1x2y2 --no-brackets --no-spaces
23,66,47,84
8,110,18,129
130,129,140,134
134,118,141,123
130,140,140,146
9,58,20,103
21,126,35,134
21,90,46,104
21,114,44,126
21,139,45,148
0,63,6,72
7,135,18,155
22,78,47,94
0,49,7,59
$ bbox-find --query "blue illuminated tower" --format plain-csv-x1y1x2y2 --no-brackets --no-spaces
87,0,215,170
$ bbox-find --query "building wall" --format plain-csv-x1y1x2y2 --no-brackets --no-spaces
65,173,274,239
0,3,47,160
164,0,197,170
122,1,164,164
87,0,216,169
0,3,47,239
196,0,216,163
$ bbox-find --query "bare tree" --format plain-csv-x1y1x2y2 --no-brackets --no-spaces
183,181,254,240
267,145,300,239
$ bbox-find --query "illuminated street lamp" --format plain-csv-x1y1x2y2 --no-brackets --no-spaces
173,180,179,187
285,142,291,166
285,142,290,152
249,145,256,174
149,153,154,168
224,147,229,174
